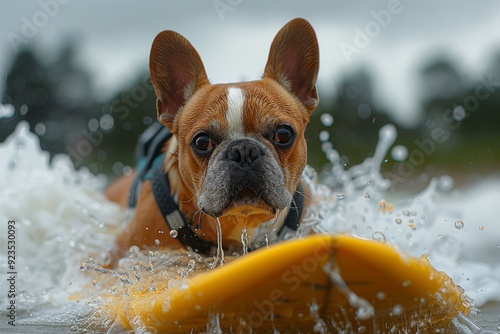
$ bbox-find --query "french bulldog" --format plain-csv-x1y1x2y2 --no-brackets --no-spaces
105,18,319,263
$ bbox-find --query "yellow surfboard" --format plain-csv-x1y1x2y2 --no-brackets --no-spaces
104,234,469,333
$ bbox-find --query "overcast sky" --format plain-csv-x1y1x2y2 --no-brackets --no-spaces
1,0,500,127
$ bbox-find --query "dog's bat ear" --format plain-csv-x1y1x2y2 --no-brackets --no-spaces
263,18,319,114
149,31,209,129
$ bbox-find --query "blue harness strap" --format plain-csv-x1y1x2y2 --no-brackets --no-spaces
128,123,304,255
128,123,170,208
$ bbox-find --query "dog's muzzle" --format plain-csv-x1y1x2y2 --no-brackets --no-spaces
198,138,291,217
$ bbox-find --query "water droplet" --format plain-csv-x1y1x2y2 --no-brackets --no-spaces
34,122,46,136
79,262,86,271
378,200,393,213
452,105,466,121
437,175,454,192
395,218,402,224
379,124,397,144
154,239,161,245
170,230,178,238
391,145,408,161
372,231,386,243
321,142,332,152
336,192,345,199
376,291,386,300
392,304,404,316
402,209,410,216
320,113,334,126
454,220,464,230
240,227,249,255
319,130,330,142
479,225,485,231
158,230,164,234
327,150,339,163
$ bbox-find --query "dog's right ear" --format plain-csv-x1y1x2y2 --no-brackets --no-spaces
263,18,319,115
149,31,209,129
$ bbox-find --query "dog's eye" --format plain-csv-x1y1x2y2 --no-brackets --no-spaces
192,132,214,154
272,125,295,148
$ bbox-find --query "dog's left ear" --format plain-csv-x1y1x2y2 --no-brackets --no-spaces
149,30,210,129
263,18,319,114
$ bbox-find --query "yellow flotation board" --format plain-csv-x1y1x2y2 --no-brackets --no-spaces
105,234,469,333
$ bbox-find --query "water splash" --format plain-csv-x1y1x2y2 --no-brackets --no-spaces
1,121,500,333
265,211,280,247
241,227,249,255
214,217,225,267
323,261,374,321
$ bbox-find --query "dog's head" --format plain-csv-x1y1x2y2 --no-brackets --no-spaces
149,18,319,226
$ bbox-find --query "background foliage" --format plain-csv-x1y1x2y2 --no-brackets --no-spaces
2,43,499,187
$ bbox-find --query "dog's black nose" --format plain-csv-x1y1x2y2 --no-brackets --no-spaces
226,140,263,167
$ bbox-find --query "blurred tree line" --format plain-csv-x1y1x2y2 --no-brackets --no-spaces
1,43,499,184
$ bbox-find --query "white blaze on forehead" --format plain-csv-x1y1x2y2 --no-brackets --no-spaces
225,87,245,137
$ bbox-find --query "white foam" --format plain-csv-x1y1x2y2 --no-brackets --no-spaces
306,123,500,307
0,120,499,331
0,122,124,324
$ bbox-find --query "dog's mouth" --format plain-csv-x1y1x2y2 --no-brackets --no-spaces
202,197,277,218
199,185,288,221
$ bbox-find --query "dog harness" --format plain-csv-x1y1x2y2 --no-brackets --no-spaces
128,123,304,255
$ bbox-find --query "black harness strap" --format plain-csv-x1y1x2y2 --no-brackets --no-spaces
277,182,305,239
150,165,213,255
